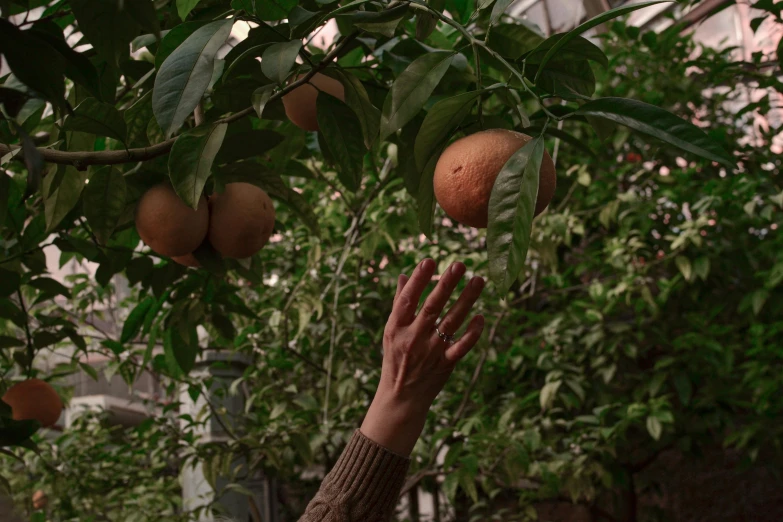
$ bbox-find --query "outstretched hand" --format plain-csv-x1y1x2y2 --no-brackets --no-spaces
361,258,485,456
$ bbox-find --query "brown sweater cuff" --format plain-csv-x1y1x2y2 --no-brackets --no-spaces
321,429,411,517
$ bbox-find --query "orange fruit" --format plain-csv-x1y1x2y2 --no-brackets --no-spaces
135,184,209,257
2,379,62,428
171,253,200,268
282,73,345,131
208,183,276,259
433,129,556,229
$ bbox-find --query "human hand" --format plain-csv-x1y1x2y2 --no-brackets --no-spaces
361,258,485,455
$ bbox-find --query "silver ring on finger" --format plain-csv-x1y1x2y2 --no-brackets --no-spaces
435,324,456,345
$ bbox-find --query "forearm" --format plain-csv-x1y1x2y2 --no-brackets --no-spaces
360,382,430,456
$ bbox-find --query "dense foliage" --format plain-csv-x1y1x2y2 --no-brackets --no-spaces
0,0,781,520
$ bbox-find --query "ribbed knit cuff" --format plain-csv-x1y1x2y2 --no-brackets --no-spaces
323,429,411,518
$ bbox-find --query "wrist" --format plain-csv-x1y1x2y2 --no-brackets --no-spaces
360,385,430,456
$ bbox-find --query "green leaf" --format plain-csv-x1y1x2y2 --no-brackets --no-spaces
164,327,198,375
443,473,459,502
289,6,321,38
693,257,710,281
487,136,545,293
124,92,154,147
252,85,276,119
70,0,140,68
43,166,87,232
535,1,671,80
28,24,103,100
0,268,20,298
414,90,484,171
490,0,514,25
177,0,201,20
351,4,410,37
379,51,456,141
169,123,228,209
675,256,692,282
673,372,692,406
153,19,234,138
27,277,70,298
458,470,479,503
526,34,609,68
317,93,365,192
539,379,561,410
63,98,128,144
526,58,595,99
416,151,442,238
646,415,663,441
574,98,734,166
154,21,209,69
285,187,321,238
223,43,272,80
325,69,381,149
125,0,161,40
486,22,545,60
122,297,155,343
0,19,66,108
215,130,284,164
751,289,769,316
79,362,99,381
16,124,44,200
0,173,8,229
261,40,303,84
0,336,24,349
416,0,445,40
254,0,297,21
778,35,782,71
83,167,127,244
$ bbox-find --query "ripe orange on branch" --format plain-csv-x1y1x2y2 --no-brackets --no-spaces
282,73,345,131
135,184,209,257
2,379,63,428
433,129,557,229
208,182,276,259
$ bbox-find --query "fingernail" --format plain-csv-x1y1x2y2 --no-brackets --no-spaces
451,262,465,276
472,276,485,289
420,258,435,271
477,315,485,328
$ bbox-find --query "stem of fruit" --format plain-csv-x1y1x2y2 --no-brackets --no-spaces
408,1,560,125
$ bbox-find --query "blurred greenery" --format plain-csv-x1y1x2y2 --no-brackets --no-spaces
0,0,781,521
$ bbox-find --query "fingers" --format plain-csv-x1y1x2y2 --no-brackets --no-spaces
389,259,436,326
413,261,466,329
394,274,409,303
437,276,485,336
444,315,485,363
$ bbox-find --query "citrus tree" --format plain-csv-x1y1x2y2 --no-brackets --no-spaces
1,0,782,520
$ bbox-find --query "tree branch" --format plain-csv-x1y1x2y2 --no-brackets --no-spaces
16,289,34,376
0,32,359,169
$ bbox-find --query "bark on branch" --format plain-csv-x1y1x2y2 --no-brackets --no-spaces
0,32,358,170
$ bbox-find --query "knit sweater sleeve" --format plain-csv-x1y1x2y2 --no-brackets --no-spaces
297,429,411,522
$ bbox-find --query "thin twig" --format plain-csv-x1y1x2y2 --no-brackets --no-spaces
16,289,34,377
0,32,360,168
0,242,55,266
